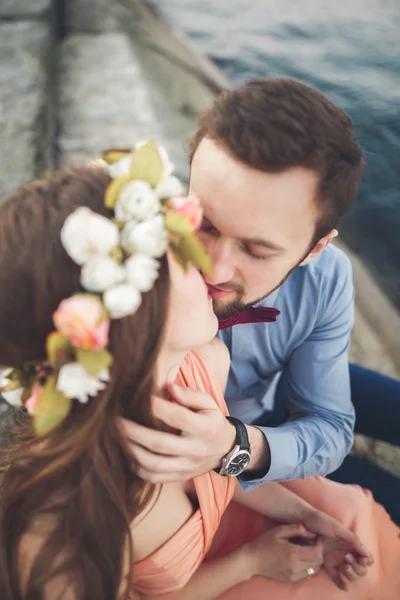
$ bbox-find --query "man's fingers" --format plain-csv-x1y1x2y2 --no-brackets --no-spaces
167,384,216,410
331,523,372,561
324,563,349,591
347,534,372,561
152,396,211,436
344,554,367,577
118,418,198,457
341,562,357,582
358,550,374,566
130,442,195,476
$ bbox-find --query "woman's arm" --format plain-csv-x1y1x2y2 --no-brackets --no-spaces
129,544,253,600
129,523,324,600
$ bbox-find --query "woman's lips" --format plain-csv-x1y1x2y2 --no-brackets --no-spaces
207,284,232,299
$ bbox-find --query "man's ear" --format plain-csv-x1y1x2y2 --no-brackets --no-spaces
300,229,338,266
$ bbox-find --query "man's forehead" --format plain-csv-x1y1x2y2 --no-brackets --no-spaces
190,140,319,245
200,207,267,239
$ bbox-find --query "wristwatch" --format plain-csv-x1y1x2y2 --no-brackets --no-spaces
214,417,251,477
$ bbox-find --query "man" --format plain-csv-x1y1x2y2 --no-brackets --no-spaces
120,77,400,523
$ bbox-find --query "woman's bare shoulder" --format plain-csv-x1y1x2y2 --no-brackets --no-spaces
195,338,230,393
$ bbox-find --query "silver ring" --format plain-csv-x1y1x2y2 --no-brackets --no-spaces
306,567,316,578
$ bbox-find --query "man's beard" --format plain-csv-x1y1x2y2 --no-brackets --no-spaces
212,260,302,320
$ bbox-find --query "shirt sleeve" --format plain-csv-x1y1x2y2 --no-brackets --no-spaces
239,256,355,490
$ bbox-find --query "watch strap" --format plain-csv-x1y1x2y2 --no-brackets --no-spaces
213,416,251,474
226,416,250,452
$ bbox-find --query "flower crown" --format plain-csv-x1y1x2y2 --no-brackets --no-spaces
0,141,212,435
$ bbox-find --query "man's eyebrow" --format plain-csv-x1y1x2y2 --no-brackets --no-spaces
202,215,285,252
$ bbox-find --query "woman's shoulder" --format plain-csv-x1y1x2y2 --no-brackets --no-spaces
190,338,230,394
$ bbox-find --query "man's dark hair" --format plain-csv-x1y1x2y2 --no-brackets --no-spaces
190,77,364,245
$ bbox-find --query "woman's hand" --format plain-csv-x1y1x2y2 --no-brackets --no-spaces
246,524,324,583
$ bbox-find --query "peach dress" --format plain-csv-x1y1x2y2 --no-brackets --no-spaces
132,352,400,599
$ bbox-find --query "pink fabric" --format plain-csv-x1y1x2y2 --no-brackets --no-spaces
132,351,400,599
132,352,235,595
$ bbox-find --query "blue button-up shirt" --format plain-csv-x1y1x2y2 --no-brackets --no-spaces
218,244,355,489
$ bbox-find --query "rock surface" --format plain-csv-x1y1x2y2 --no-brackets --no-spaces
0,0,52,18
0,19,54,197
58,32,191,181
66,0,120,32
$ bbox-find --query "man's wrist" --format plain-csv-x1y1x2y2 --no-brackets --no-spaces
300,506,323,526
215,420,271,478
243,425,271,476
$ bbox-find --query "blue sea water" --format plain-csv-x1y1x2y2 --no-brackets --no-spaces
157,0,400,310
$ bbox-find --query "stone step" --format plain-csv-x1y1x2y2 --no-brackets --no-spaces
0,1,56,197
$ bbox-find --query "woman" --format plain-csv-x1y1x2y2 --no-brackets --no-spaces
0,145,398,599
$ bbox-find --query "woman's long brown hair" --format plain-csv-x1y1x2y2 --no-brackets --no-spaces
0,167,170,599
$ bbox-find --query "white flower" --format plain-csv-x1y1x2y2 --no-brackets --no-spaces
106,155,132,179
56,363,110,403
115,180,161,222
80,256,125,293
121,215,168,257
0,368,23,407
61,207,119,266
103,284,142,319
157,145,174,177
155,175,184,200
125,254,160,292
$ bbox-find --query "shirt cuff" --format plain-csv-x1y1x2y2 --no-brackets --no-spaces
238,426,298,490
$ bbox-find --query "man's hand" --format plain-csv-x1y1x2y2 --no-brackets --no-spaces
301,510,374,590
118,384,236,483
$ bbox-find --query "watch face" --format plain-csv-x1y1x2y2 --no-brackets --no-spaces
224,450,251,477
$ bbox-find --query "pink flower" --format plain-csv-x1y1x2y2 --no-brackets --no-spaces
25,382,42,416
170,196,203,230
53,295,110,350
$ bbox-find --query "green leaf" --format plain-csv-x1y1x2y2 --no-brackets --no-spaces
46,332,72,364
102,150,131,165
164,211,193,236
7,368,22,382
76,348,113,377
34,375,72,436
169,241,188,271
104,175,132,209
179,235,214,276
129,141,164,188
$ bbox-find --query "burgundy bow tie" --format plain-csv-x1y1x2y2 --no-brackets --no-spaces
218,307,280,331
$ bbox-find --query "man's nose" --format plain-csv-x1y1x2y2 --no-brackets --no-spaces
205,239,236,285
